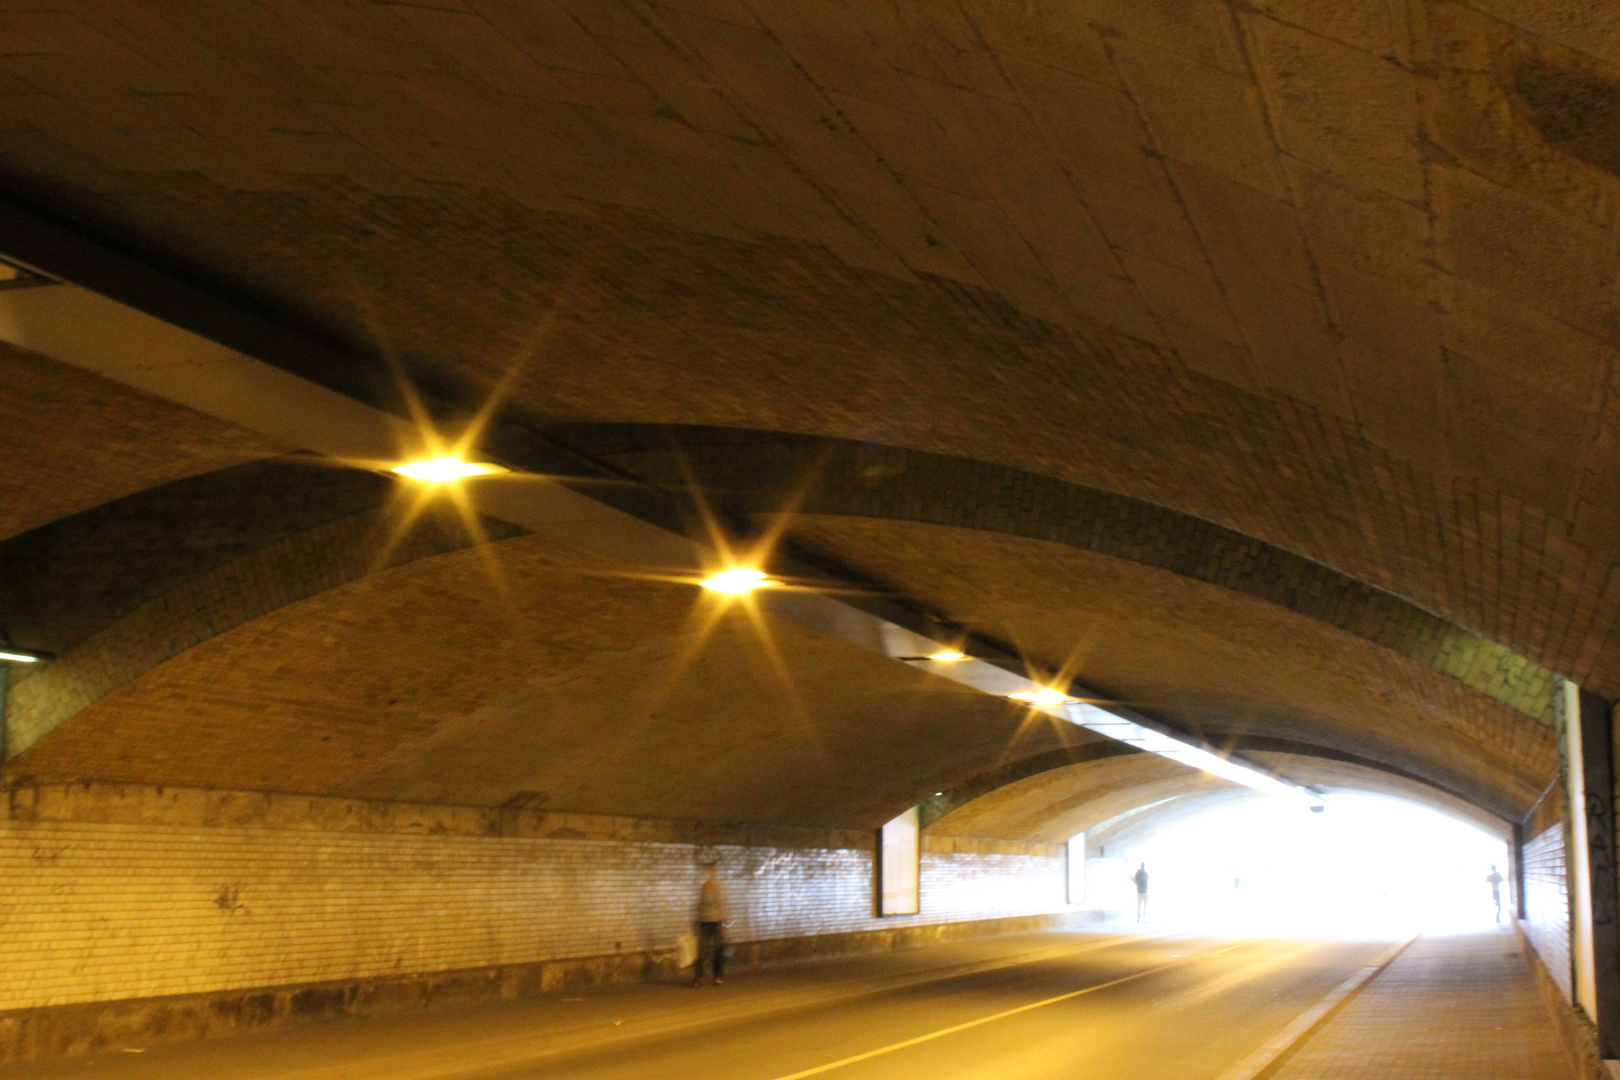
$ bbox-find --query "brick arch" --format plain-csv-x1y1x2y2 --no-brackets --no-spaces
1087,789,1259,852
547,425,1559,726
926,739,1510,847
4,455,1552,822
6,524,1091,825
2,459,521,760
0,433,1554,825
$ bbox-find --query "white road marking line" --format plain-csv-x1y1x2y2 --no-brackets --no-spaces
765,942,1252,1080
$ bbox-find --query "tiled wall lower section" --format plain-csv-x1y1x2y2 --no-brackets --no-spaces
0,783,1066,1011
1522,822,1570,1002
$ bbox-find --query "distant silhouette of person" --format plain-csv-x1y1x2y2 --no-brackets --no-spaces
1486,865,1504,924
693,866,728,986
1133,863,1149,922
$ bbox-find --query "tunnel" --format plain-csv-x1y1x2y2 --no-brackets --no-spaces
0,2,1614,1077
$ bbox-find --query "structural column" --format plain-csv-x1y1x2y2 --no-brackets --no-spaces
1512,821,1527,922
1566,682,1620,1058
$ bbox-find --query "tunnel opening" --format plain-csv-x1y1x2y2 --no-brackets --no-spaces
1087,793,1511,938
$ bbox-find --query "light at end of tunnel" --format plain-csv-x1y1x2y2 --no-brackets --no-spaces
928,650,968,662
391,457,507,482
1009,688,1076,706
700,568,776,594
0,647,51,664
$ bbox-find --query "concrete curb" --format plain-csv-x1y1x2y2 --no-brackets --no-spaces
1211,935,1419,1080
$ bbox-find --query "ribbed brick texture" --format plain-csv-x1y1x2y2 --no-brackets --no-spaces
0,791,1064,1011
558,429,1559,726
5,496,518,760
1522,823,1570,1002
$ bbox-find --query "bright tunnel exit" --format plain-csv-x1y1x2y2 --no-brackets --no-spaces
1088,794,1511,937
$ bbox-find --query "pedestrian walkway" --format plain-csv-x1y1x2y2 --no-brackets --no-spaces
1268,929,1571,1080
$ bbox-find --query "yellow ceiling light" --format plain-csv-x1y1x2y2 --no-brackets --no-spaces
928,650,968,662
1009,688,1076,706
700,568,775,594
391,456,506,482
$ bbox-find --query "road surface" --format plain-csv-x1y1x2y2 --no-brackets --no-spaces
10,930,1393,1080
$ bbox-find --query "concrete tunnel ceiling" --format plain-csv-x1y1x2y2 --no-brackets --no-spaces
3,0,1619,837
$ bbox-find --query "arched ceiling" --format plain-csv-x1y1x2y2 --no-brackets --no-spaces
0,0,1613,838
4,507,1092,828
927,748,1511,844
0,340,284,540
928,752,1232,843
782,515,1552,817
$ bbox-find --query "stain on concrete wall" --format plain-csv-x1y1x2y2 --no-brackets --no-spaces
1514,61,1620,178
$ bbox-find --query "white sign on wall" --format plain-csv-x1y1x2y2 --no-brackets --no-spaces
1067,832,1087,905
879,806,921,916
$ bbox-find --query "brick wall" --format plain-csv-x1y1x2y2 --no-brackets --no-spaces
1523,822,1571,1002
0,782,1067,1013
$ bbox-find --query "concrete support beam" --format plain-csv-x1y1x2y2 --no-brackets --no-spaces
1513,820,1528,922
1566,681,1620,1058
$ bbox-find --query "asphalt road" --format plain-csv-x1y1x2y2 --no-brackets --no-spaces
10,931,1392,1080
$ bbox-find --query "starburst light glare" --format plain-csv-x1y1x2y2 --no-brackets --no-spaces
391,457,505,482
1009,688,1076,706
700,568,775,594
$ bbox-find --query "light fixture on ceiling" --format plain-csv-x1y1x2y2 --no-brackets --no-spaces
0,646,52,664
1009,688,1076,706
700,568,775,594
1061,700,1325,807
391,456,506,482
927,650,968,662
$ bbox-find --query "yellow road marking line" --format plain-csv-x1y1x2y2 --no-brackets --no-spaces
766,942,1250,1080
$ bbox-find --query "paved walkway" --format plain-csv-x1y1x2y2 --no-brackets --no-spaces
1269,929,1571,1080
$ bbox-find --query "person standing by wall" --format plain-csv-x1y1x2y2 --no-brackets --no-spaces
1133,863,1150,923
693,865,728,986
1485,864,1504,924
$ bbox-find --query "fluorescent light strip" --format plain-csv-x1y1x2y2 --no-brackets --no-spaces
1062,701,1323,806
0,648,48,663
